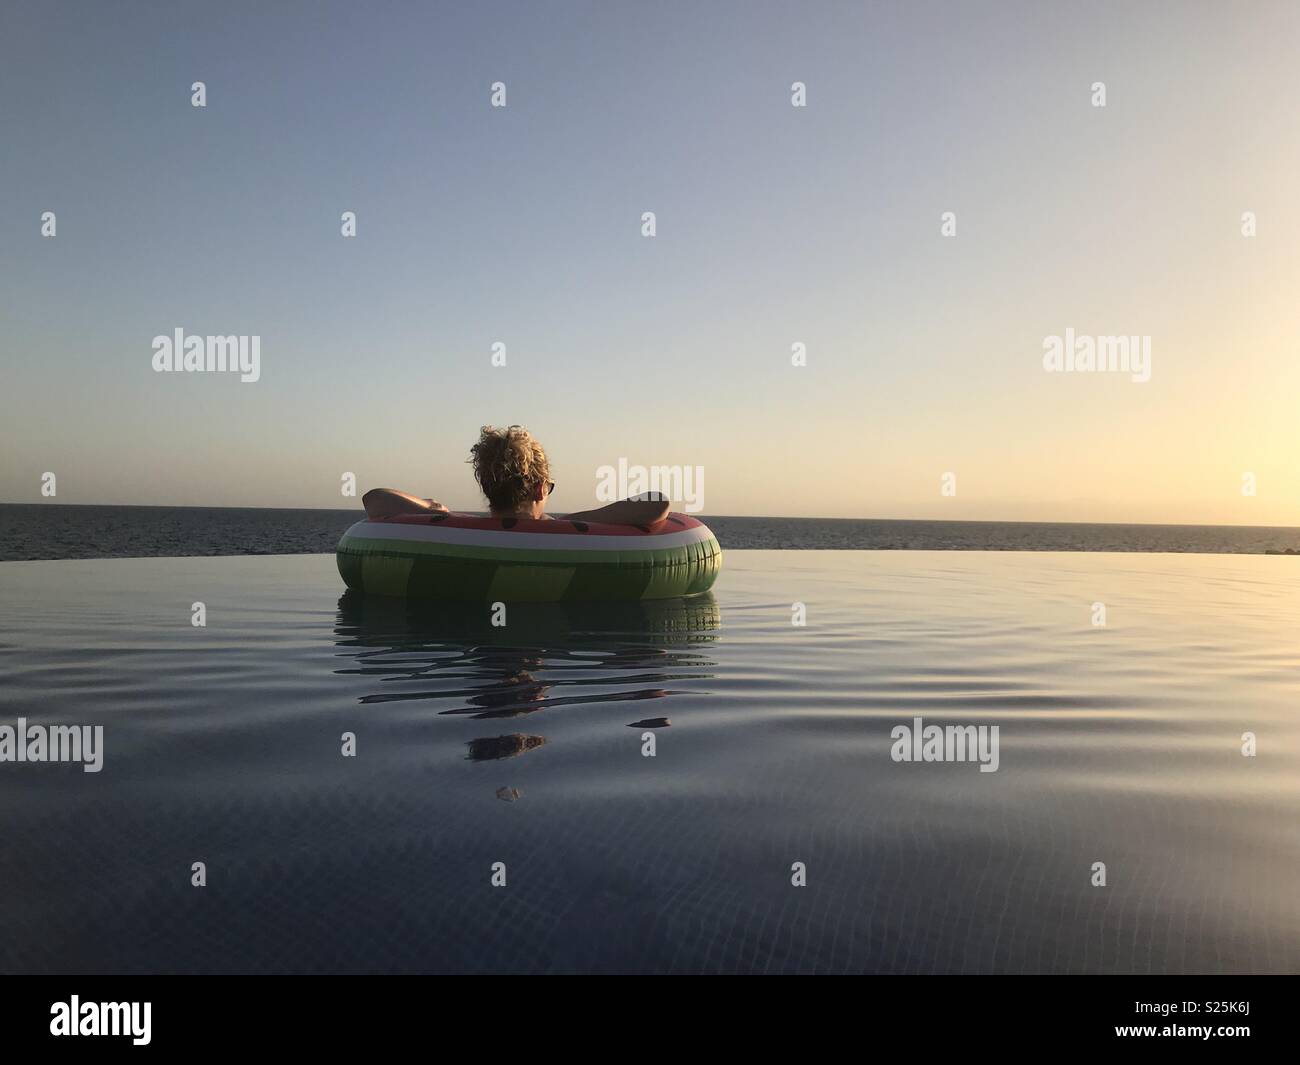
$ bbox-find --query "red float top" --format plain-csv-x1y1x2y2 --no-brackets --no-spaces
378,511,704,537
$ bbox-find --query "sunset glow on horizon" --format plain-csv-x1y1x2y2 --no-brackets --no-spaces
3,1,1298,525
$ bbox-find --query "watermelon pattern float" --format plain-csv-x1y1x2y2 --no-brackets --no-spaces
336,512,722,602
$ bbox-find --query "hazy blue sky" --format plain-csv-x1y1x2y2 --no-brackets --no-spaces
3,1,1298,521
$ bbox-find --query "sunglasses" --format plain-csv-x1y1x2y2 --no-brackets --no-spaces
547,481,556,496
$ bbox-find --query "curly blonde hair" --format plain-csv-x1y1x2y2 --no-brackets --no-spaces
469,425,551,511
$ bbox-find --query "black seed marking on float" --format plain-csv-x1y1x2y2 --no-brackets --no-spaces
636,524,652,533
668,517,686,526
572,521,589,532
501,518,518,529
428,512,448,522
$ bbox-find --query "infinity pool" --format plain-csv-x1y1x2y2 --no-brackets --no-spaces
1,551,1296,973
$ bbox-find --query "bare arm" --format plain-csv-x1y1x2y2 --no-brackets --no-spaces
565,498,670,526
362,488,449,520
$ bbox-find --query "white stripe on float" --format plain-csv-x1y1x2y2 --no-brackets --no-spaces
340,519,715,553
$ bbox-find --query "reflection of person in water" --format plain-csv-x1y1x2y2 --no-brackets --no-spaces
333,590,721,767
457,648,550,765
468,734,546,763
458,654,552,720
442,645,678,724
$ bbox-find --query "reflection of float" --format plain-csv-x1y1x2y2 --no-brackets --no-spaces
334,589,721,648
333,592,721,770
336,511,721,601
334,588,719,710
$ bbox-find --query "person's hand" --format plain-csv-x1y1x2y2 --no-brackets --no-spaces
426,500,449,512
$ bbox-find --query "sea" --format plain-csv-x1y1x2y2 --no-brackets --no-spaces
3,503,1300,560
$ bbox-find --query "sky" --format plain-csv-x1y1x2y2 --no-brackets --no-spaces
2,0,1298,523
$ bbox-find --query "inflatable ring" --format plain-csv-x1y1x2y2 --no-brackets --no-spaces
336,512,722,602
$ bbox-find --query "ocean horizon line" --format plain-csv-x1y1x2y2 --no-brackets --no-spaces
3,500,1299,533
